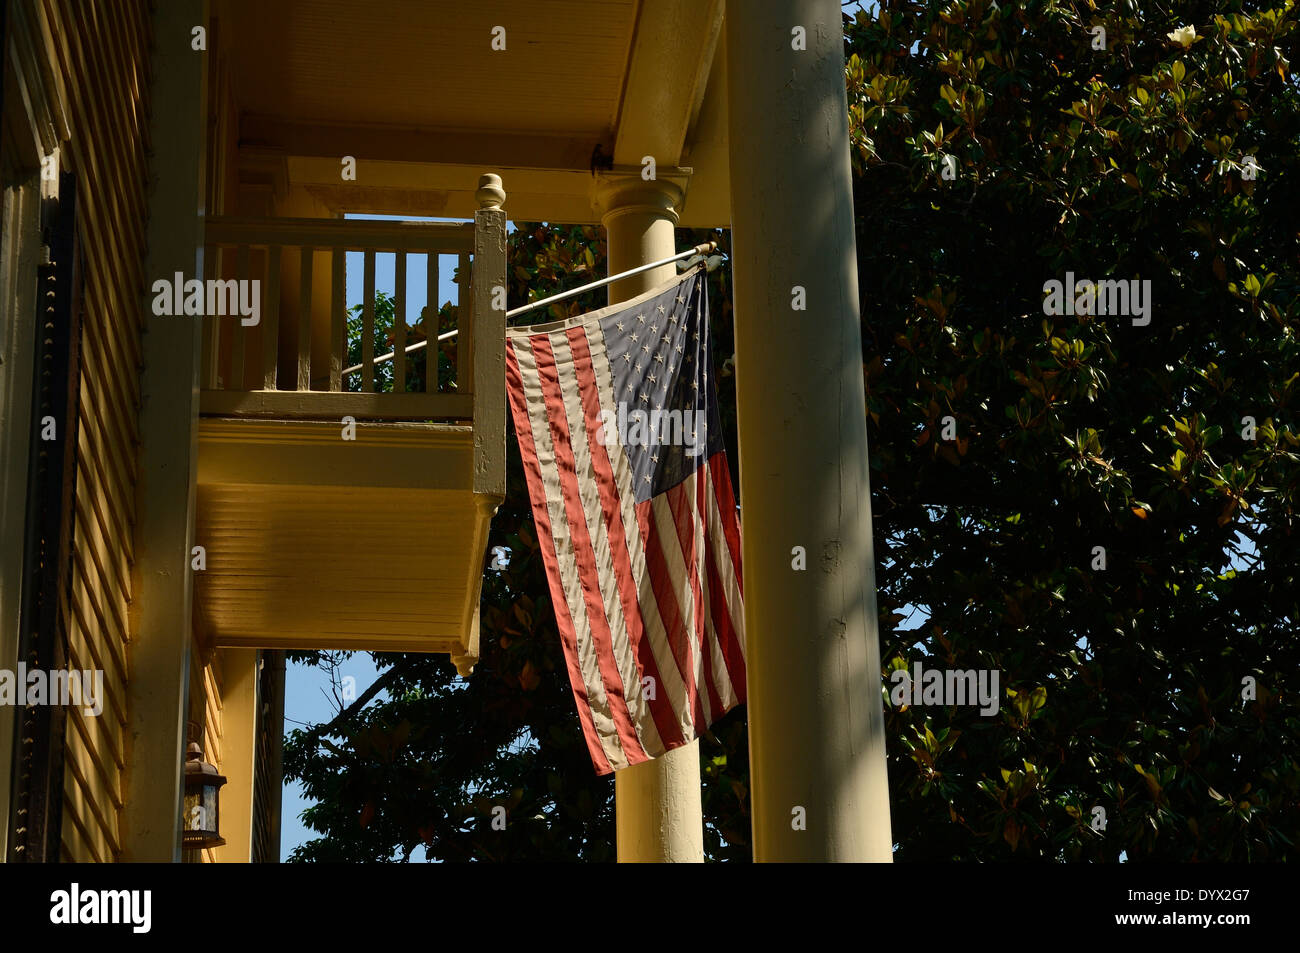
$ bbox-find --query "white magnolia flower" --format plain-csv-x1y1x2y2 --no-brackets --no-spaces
1167,25,1197,47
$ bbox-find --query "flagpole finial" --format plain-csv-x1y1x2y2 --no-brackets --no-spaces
476,173,506,210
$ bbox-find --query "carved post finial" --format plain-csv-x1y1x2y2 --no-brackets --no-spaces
476,173,506,210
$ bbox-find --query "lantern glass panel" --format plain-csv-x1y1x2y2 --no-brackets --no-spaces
182,776,225,848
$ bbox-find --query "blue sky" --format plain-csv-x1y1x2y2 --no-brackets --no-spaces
280,652,385,859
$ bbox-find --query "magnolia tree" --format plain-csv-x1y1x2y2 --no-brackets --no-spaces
850,0,1297,860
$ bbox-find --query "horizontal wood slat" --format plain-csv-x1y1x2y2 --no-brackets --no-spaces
205,216,474,252
200,389,473,420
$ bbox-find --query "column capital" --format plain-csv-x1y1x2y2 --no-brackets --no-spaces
593,173,687,227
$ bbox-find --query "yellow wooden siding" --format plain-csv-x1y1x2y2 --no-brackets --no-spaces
31,0,152,862
184,646,226,864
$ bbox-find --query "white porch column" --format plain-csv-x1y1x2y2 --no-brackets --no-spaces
212,649,257,862
120,0,208,861
596,175,704,864
724,0,894,860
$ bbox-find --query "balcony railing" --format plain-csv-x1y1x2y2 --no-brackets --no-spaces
199,180,506,429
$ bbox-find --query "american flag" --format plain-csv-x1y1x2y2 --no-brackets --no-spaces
504,266,746,775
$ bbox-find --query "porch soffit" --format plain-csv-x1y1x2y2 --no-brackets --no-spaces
215,0,729,227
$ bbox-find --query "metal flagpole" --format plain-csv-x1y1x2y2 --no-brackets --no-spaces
344,241,717,376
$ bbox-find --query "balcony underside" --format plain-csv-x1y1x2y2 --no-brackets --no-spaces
195,415,493,665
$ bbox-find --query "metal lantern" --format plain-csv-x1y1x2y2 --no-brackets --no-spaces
182,741,227,849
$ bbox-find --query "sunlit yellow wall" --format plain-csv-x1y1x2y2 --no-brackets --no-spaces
33,0,154,864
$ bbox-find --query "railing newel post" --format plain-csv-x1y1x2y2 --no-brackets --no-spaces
471,173,507,501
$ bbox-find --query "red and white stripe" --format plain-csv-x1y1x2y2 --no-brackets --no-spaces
505,311,745,775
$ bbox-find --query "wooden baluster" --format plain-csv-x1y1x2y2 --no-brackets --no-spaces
232,244,250,389
362,248,375,393
262,244,281,390
330,246,344,392
426,252,438,392
394,252,406,393
297,246,313,391
457,251,472,395
202,243,220,388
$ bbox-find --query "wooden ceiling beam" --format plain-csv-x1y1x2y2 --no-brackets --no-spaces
611,0,724,168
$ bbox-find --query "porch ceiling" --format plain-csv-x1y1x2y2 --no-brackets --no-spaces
214,0,729,226
222,0,638,137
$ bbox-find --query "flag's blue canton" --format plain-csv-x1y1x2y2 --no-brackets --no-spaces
598,270,724,503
